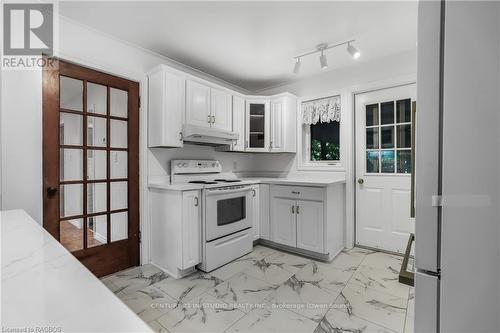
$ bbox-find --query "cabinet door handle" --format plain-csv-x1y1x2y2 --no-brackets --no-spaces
207,115,211,123
296,205,300,214
252,189,256,197
179,131,183,141
291,191,300,195
291,205,295,214
211,115,215,123
194,197,199,207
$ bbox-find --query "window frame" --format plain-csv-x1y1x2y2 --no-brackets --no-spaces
296,92,347,171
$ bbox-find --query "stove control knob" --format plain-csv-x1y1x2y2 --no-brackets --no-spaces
182,163,188,167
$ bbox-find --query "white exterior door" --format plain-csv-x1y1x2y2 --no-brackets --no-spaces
355,84,416,253
271,197,296,247
296,200,324,253
210,88,232,131
186,80,211,128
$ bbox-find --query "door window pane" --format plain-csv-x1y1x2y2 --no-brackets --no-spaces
110,151,127,179
110,119,127,148
366,151,379,173
396,99,411,123
397,124,411,148
60,113,82,145
87,116,107,147
60,148,83,181
87,183,107,214
111,181,128,210
60,184,83,218
381,150,395,173
60,218,84,252
87,215,107,248
397,150,412,173
110,88,128,118
366,127,379,149
380,101,394,125
381,126,394,149
60,76,83,111
366,104,379,126
111,212,128,242
87,83,107,115
87,150,107,180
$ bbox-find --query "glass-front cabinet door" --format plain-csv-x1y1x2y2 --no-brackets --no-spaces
245,99,270,152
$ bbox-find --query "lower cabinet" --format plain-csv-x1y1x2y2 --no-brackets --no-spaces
250,185,260,241
296,200,324,253
271,198,297,247
259,184,270,240
149,188,201,278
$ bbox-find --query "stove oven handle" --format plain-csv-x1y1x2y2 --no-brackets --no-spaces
205,187,252,196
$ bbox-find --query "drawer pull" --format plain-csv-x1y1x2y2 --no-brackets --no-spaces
291,191,300,194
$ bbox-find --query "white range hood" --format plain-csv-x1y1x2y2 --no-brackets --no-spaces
182,124,239,146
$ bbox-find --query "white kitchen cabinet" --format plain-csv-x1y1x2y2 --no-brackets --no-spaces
271,197,297,247
149,188,201,278
296,200,324,253
211,88,232,132
148,65,185,147
268,184,344,258
181,191,202,269
251,185,260,240
186,80,211,128
246,99,270,152
231,95,245,151
259,184,270,240
270,94,297,153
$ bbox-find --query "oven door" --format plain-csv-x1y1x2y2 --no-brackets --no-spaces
205,186,252,241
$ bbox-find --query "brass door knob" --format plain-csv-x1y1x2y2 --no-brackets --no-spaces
357,178,364,185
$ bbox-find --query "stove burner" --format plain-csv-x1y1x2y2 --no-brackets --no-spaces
213,179,242,183
188,180,218,184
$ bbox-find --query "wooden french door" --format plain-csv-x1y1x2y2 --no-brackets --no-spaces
43,59,140,277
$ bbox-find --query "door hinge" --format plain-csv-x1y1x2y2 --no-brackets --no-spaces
431,195,443,207
138,231,142,243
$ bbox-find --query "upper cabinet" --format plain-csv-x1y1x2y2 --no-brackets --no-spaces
148,65,185,148
232,95,246,151
186,80,233,132
246,99,270,152
186,80,211,128
210,88,232,132
270,94,297,153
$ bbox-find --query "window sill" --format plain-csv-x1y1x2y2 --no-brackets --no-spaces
297,162,346,172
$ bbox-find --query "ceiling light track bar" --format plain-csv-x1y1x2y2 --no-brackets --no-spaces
293,39,355,59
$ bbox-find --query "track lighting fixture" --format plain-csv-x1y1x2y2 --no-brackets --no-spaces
347,42,361,59
293,58,301,74
292,39,361,73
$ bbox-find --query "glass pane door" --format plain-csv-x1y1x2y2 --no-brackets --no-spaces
59,76,129,252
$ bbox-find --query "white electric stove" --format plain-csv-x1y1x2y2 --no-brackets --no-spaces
170,160,254,272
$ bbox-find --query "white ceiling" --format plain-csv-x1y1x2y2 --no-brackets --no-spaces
59,1,418,92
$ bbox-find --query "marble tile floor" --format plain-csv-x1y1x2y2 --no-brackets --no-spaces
100,245,414,333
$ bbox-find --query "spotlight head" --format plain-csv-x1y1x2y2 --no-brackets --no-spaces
347,43,361,59
293,58,301,74
319,51,328,70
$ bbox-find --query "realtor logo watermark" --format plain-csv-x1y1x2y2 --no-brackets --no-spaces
2,2,57,70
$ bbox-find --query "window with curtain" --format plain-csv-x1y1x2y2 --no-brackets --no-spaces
302,95,341,164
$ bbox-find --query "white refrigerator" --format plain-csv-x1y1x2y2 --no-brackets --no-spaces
415,1,500,332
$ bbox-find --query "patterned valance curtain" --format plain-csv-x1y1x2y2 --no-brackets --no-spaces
302,95,341,125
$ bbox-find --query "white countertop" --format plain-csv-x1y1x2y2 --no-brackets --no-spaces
148,176,345,191
1,210,152,333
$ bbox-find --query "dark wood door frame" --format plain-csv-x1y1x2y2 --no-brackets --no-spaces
43,58,140,277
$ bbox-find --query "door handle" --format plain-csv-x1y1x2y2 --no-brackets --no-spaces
357,178,364,185
47,186,57,196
